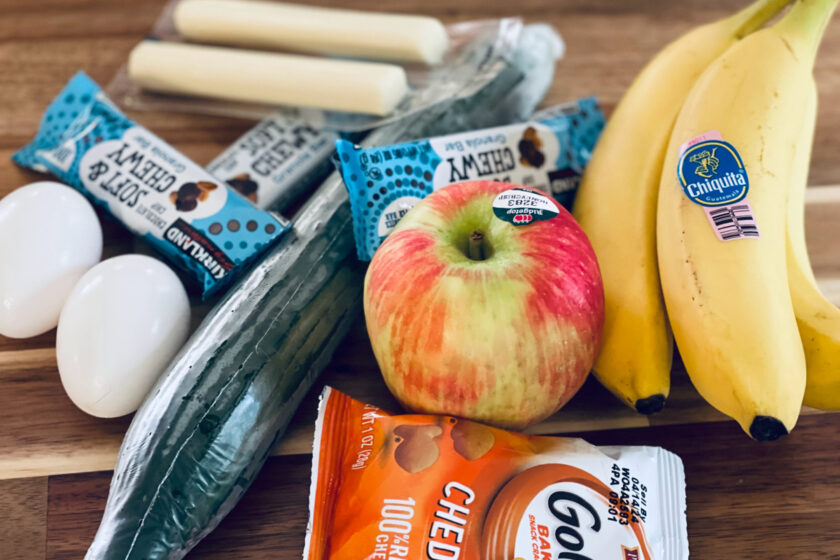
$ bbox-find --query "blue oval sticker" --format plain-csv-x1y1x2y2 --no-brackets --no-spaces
677,140,749,207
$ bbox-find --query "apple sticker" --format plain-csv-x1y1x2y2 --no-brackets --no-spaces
492,187,560,226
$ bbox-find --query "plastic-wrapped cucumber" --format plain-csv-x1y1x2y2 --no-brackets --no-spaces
86,23,562,559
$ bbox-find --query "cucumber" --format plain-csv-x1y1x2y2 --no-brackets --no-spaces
86,24,558,559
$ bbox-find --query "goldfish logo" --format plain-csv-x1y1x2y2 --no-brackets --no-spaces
689,147,719,178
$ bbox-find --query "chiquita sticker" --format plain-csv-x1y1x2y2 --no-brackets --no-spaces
492,187,560,226
677,138,749,206
677,131,760,241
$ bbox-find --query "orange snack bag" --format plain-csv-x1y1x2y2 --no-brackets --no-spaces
304,388,688,559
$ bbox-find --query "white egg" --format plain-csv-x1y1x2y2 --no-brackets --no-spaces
56,255,191,418
0,181,102,338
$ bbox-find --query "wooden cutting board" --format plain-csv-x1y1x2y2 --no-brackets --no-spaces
1,186,838,481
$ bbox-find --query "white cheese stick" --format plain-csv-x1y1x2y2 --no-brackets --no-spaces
173,0,449,65
127,41,409,116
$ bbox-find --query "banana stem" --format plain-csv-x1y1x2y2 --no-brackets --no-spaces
733,0,797,38
775,0,839,66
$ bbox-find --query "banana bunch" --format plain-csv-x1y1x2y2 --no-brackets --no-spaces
574,0,839,439
788,92,840,411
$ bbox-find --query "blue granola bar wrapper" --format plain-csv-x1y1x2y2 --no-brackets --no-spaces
13,72,287,299
337,97,604,261
206,111,339,212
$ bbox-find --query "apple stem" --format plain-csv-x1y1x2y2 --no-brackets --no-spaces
469,231,485,261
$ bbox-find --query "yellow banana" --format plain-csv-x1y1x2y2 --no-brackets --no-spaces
786,90,819,290
572,0,793,414
656,0,837,440
786,83,840,409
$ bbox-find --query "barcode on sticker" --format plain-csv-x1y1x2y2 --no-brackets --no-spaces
705,203,760,241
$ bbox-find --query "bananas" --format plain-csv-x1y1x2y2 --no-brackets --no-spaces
573,0,794,414
573,0,839,436
656,0,836,440
574,0,838,438
787,83,840,410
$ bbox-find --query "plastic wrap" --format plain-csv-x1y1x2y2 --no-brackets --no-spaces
107,0,531,131
86,23,564,559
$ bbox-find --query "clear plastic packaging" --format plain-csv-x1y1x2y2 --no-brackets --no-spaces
107,0,535,131
83,23,567,559
200,23,565,216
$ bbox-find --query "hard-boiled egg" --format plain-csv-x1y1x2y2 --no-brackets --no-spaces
57,255,190,418
0,181,102,338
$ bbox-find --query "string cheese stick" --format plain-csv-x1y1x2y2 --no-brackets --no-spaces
127,41,409,116
173,0,450,65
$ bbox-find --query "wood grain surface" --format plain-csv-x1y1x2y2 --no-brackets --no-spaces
1,186,840,481
2,0,840,558
5,416,840,559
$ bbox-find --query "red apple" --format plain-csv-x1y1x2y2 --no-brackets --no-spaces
364,180,604,429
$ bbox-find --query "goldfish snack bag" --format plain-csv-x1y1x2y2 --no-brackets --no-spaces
304,387,688,559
